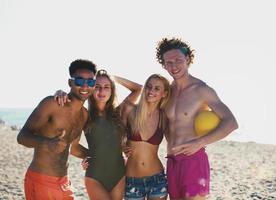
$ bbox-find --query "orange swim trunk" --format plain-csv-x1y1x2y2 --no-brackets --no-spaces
24,169,74,200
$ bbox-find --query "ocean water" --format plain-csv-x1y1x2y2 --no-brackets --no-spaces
0,108,33,127
0,108,274,145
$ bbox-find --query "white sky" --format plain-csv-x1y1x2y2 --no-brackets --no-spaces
1,0,275,144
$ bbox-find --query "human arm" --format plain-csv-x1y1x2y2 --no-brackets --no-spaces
17,97,67,152
114,76,142,104
70,109,89,159
162,111,170,142
197,86,238,145
81,157,90,170
53,90,71,107
114,76,142,123
172,86,238,155
70,134,89,159
122,141,132,158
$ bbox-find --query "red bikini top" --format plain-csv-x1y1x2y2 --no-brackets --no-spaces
127,112,164,145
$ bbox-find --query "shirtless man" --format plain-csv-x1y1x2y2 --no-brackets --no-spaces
156,38,238,200
17,59,97,200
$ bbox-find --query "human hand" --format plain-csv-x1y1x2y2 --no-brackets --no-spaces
46,129,68,153
123,146,133,158
171,138,203,156
54,90,71,107
81,157,90,170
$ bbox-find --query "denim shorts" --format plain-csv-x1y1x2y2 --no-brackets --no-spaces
124,171,168,200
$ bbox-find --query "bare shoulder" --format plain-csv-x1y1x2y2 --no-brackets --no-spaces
194,80,217,97
197,85,227,115
39,95,61,107
22,96,59,134
31,96,59,116
121,97,136,108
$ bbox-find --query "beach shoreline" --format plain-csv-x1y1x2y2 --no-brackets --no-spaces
1,125,275,200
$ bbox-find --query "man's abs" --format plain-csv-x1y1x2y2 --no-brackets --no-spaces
29,148,69,176
167,124,197,152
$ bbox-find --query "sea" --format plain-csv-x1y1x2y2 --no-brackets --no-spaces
0,108,33,127
0,108,275,145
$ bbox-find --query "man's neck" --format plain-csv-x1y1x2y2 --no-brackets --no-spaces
173,73,191,90
67,93,84,111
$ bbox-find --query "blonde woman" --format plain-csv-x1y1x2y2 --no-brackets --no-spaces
123,74,170,200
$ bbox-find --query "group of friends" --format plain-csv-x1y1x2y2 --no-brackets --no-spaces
17,37,238,200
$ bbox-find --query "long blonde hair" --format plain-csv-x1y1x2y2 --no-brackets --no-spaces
130,74,170,134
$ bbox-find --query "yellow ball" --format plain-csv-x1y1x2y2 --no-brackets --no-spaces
194,111,220,136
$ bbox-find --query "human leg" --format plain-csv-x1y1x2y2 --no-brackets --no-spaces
124,176,146,200
85,177,111,200
166,156,181,199
169,192,206,200
110,176,125,200
184,195,206,200
24,172,34,200
148,171,168,200
183,149,210,198
24,169,74,200
167,149,210,200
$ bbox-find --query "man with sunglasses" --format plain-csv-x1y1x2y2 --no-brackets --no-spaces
17,59,97,200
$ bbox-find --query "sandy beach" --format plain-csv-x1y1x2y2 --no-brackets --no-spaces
0,125,275,200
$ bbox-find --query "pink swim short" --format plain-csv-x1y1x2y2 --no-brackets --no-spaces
166,148,210,199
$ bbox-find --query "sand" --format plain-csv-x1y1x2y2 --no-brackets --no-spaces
0,125,275,200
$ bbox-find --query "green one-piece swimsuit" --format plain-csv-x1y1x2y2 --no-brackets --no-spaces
85,116,125,191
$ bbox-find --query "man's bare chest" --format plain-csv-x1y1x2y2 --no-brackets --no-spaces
41,111,85,142
165,92,202,121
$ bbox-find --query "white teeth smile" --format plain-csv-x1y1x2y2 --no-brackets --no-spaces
148,94,154,97
172,70,179,74
80,91,88,94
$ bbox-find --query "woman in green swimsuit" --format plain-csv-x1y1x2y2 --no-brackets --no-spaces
55,69,142,200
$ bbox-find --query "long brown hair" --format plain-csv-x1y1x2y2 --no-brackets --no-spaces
86,69,126,147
